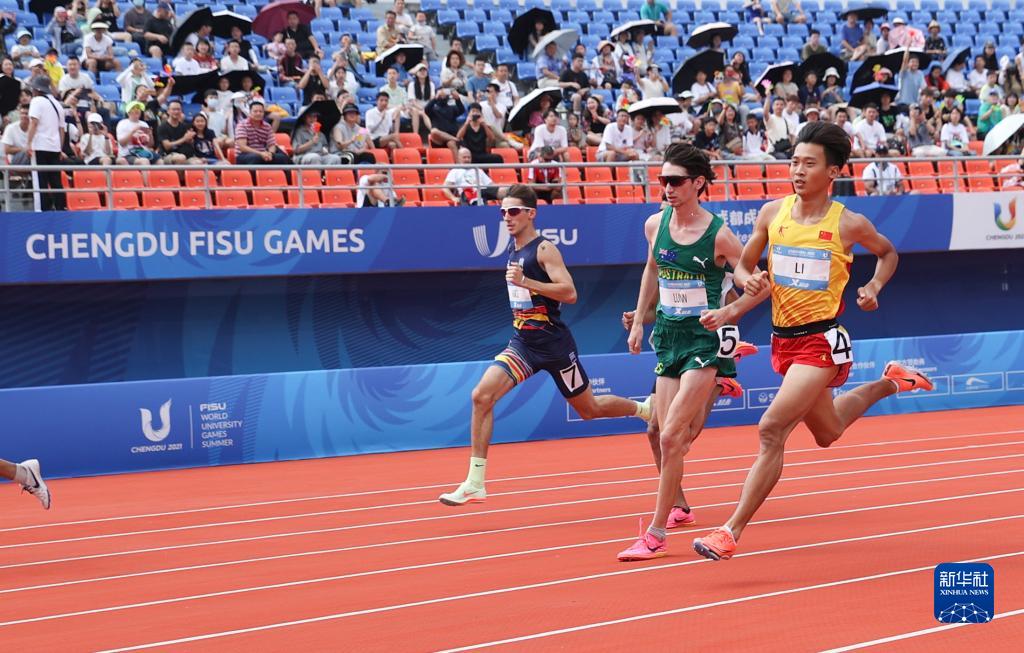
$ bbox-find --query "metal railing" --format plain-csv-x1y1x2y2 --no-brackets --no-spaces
2,155,1023,212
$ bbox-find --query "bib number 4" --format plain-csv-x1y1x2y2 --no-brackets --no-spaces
716,325,740,358
824,326,853,365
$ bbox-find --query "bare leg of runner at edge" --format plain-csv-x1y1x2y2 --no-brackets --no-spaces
693,122,933,561
617,143,769,561
0,458,51,509
440,185,651,506
622,287,759,528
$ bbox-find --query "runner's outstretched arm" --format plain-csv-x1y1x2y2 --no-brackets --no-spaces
508,240,577,304
628,214,661,354
700,224,770,330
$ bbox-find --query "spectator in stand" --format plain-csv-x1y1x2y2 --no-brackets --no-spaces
581,94,611,146
78,112,121,165
143,2,173,59
801,29,827,61
968,56,988,97
221,40,250,73
172,43,202,76
854,103,886,157
566,111,586,148
407,62,435,109
525,145,563,204
862,151,906,196
896,49,926,107
297,55,329,104
980,69,1004,102
977,89,1006,141
926,62,950,94
47,7,82,56
265,32,287,61
730,52,752,87
157,99,195,164
182,21,214,52
366,92,403,153
425,87,464,155
293,108,341,165
781,94,802,131
441,50,470,102
392,0,414,32
278,38,305,85
116,58,153,108
669,90,695,140
228,27,260,70
944,60,968,95
820,68,845,108
693,116,722,160
597,108,637,162
194,39,217,71
906,103,943,157
716,66,744,106
492,63,518,110
356,173,402,207
528,109,569,160
58,56,95,108
876,22,891,54
457,102,502,164
10,29,39,69
527,18,549,54
235,100,292,165
771,0,805,24
189,113,226,164
381,65,429,136
717,103,744,159
861,18,878,59
527,92,555,129
889,17,924,50
2,105,30,165
631,112,655,161
591,41,621,89
745,0,769,37
940,106,971,155
1006,93,1021,116
762,91,793,158
408,12,437,61
25,76,67,210
41,50,64,88
798,70,820,107
840,12,866,62
981,41,998,72
689,69,716,106
466,58,492,100
115,101,154,163
560,54,592,113
123,0,151,54
999,156,1024,189
283,10,322,59
331,103,375,164
924,20,947,58
481,82,518,150
640,0,677,37
741,112,774,161
376,10,403,55
832,106,860,153
537,41,565,89
773,67,799,101
443,146,505,205
649,109,672,156
0,12,17,59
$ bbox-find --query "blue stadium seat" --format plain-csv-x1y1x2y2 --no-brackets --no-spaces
568,11,588,24
781,36,803,50
987,11,1007,24
495,49,517,66
734,35,755,50
960,11,982,24
753,47,775,61
437,10,459,28
593,11,614,24
757,36,780,50
978,23,1000,37
920,0,941,11
311,18,334,33
952,34,973,48
466,9,486,23
964,98,980,117
778,48,800,62
577,0,598,13
694,11,716,23
490,10,513,24
937,11,957,25
420,0,442,12
483,22,504,35
588,24,610,38
357,87,377,105
990,0,1012,11
616,11,641,23
738,24,760,37
590,88,613,107
517,62,536,81
338,20,361,35
475,34,498,54
446,0,469,12
955,24,976,36
270,86,298,104
763,23,784,37
455,21,481,38
97,85,120,101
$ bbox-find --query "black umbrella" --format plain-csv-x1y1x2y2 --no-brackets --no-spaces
212,10,252,39
754,61,798,96
839,5,889,22
507,87,563,131
27,0,61,18
886,47,932,71
0,76,20,115
941,45,971,74
672,49,725,95
609,20,657,42
799,52,847,87
509,8,557,58
849,82,900,108
171,70,221,97
627,97,681,120
221,70,268,93
293,100,341,137
170,7,214,57
375,43,425,77
851,51,904,89
686,22,738,50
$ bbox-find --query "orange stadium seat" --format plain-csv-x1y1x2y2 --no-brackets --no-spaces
147,169,181,189
423,169,454,205
111,170,144,191
288,170,322,208
274,132,293,155
398,132,424,151
142,191,178,209
392,147,422,166
221,169,253,189
493,147,519,165
426,148,455,165
906,161,938,193
66,191,102,211
391,170,422,205
215,190,249,208
112,191,140,210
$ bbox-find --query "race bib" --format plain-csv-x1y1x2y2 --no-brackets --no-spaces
824,325,853,365
716,324,740,358
771,245,831,291
658,278,708,317
507,284,532,310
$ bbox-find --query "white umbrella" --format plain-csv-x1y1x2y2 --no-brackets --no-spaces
984,114,1024,155
609,20,657,42
627,97,681,118
507,87,563,131
531,28,578,59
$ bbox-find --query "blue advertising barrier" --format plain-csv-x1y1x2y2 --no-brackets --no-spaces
0,194,955,284
4,329,1022,479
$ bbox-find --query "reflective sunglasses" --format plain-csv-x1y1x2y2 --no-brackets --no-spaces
658,175,701,187
499,206,535,217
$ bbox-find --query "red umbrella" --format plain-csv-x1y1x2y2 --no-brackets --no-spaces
252,1,316,40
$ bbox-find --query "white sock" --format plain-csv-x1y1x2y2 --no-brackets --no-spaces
466,457,486,487
633,400,644,417
13,464,32,486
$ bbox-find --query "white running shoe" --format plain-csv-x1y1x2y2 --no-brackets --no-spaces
19,459,50,510
636,395,653,422
438,482,486,506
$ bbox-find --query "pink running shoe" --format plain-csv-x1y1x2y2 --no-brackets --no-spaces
716,377,744,399
617,519,667,561
693,527,737,561
667,506,696,529
733,341,759,362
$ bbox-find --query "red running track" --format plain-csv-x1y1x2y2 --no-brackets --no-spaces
1,406,1022,651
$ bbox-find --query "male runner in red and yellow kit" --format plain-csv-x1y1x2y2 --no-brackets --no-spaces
693,122,933,561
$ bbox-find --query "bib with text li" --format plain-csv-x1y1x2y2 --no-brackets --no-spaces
771,245,831,291
658,278,708,317
507,283,532,310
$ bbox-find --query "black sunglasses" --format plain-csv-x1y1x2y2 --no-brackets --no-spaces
499,206,535,217
658,175,701,187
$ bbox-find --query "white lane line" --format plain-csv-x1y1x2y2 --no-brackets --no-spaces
3,482,1021,597
4,440,1022,551
4,428,1020,535
4,451,1022,554
819,608,1024,652
2,497,1021,629
437,555,1024,652
89,522,1024,652
5,466,1019,574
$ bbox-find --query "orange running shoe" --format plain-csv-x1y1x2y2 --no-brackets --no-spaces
693,527,737,561
883,361,935,393
716,377,744,398
733,341,759,362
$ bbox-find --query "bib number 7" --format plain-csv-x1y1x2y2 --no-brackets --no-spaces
716,325,740,358
824,326,853,365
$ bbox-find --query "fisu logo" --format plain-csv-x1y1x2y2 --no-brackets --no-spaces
140,399,172,443
994,198,1018,232
473,223,578,258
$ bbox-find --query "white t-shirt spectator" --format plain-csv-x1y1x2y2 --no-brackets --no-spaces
28,95,65,152
782,108,801,132
365,106,395,139
528,123,568,155
690,81,715,103
862,161,903,195
637,76,667,99
668,111,694,139
940,122,969,149
83,33,113,58
742,129,767,157
493,78,518,110
764,112,790,146
1,121,29,158
840,120,855,138
58,71,94,95
173,56,202,76
481,102,506,135
117,69,155,104
855,119,886,151
219,56,250,73
597,122,634,154
116,117,148,146
445,167,493,193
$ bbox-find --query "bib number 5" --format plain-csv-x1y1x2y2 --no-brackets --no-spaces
716,325,740,358
824,326,853,365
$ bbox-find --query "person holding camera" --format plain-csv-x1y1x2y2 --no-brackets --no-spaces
457,102,503,165
297,55,329,104
79,112,122,165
